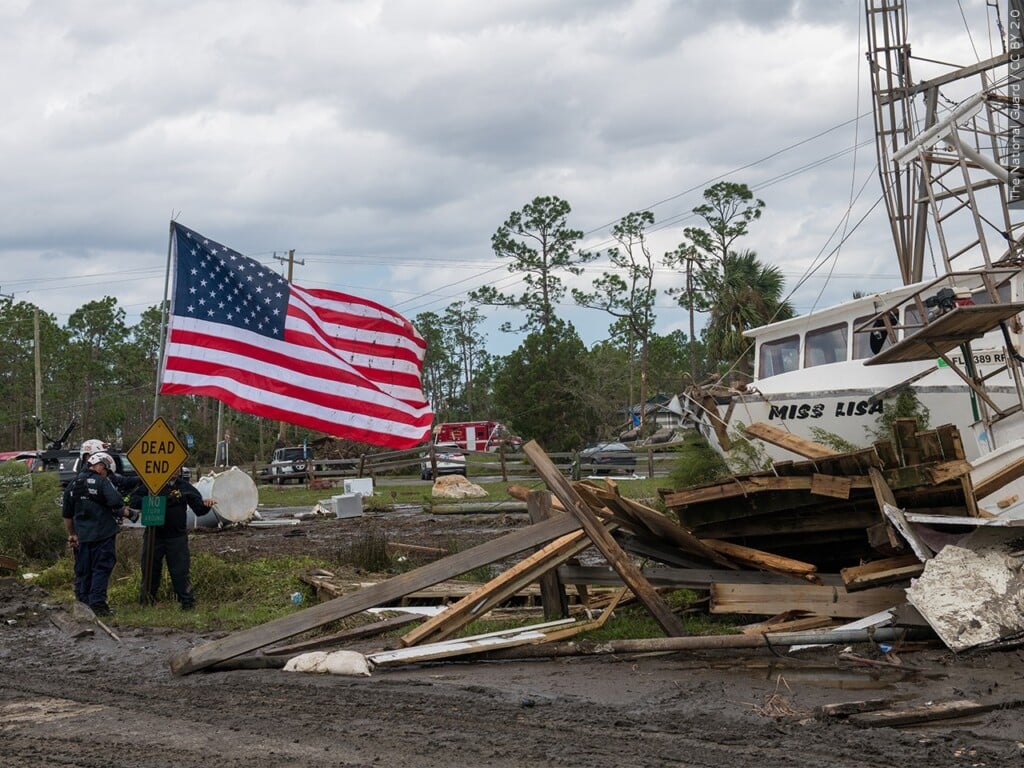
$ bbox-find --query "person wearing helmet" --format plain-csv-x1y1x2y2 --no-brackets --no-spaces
62,451,131,616
75,438,141,497
128,467,214,611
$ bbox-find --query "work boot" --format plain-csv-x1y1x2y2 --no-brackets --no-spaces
90,602,113,617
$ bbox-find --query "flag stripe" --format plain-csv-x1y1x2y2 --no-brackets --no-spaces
159,223,433,449
164,320,433,424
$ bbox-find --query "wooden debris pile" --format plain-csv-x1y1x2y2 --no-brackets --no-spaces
167,425,1018,677
660,419,979,572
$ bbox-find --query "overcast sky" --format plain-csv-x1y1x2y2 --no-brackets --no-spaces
0,0,1009,355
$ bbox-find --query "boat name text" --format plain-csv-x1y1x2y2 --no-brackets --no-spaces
768,400,884,420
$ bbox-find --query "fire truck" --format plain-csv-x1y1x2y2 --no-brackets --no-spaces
432,421,521,452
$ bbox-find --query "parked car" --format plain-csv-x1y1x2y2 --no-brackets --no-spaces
420,442,467,480
580,442,637,476
268,446,315,484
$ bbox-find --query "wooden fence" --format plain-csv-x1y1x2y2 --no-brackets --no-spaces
197,442,684,486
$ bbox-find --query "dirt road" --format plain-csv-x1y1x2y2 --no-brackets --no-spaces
3,508,1024,767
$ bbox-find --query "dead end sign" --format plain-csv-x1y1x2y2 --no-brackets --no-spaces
128,417,188,495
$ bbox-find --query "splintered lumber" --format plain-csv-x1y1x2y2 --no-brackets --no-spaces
810,473,852,499
742,422,838,459
262,614,423,656
523,440,689,637
848,695,1024,727
740,615,835,635
925,459,971,485
169,511,585,675
49,611,95,639
840,554,924,591
972,454,1024,500
399,526,598,647
508,484,566,510
477,627,913,661
814,698,899,719
869,467,904,552
582,483,735,567
709,582,906,619
699,539,818,578
556,565,840,589
527,490,570,621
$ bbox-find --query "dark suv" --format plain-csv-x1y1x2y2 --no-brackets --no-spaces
29,449,138,487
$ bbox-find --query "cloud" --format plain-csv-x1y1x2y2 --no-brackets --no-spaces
0,0,1005,355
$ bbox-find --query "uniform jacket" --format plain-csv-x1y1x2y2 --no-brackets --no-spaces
129,477,212,539
62,472,125,543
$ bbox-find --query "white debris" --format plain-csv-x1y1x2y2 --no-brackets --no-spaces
283,650,373,676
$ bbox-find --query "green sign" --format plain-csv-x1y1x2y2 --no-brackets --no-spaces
141,495,167,527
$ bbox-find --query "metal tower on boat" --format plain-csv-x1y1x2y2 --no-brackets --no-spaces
860,0,1024,444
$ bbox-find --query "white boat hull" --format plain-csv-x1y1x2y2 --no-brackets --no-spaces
687,354,1023,464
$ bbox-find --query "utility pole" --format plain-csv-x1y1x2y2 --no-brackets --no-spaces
33,308,42,450
273,250,303,443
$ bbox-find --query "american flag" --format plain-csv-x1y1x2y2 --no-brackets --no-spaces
159,222,434,449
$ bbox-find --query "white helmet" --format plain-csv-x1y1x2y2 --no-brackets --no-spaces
86,451,115,472
80,439,109,456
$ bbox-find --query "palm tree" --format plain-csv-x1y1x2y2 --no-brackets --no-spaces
704,250,793,375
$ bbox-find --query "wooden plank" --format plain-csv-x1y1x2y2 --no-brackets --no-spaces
527,490,570,621
869,467,904,551
810,473,852,499
399,527,595,646
169,511,585,675
893,418,921,466
916,430,944,463
262,614,423,656
840,555,924,591
585,487,735,567
742,422,838,459
972,455,1024,500
523,440,688,637
815,698,899,719
700,539,818,577
709,583,905,619
849,695,1024,727
925,459,971,485
557,565,843,589
873,439,900,468
49,611,95,639
740,615,835,635
663,476,813,507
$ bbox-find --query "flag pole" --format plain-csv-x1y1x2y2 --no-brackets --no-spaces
153,220,175,421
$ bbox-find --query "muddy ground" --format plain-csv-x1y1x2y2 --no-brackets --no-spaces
3,504,1024,767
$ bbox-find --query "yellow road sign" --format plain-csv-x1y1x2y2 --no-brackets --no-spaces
128,417,188,495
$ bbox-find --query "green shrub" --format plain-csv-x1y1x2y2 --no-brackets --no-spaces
0,467,67,565
669,432,730,488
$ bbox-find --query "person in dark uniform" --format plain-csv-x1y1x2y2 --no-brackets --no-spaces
73,438,142,497
62,452,130,616
128,468,214,611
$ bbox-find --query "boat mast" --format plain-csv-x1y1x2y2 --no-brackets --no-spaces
865,0,1021,285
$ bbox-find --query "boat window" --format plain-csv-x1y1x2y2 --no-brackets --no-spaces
804,323,848,368
758,335,800,378
904,305,924,335
853,313,894,359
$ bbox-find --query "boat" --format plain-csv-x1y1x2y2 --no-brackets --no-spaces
684,0,1024,506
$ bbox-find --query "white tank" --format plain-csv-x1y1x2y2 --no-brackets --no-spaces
187,467,259,528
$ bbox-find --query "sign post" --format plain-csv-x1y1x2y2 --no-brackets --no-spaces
127,417,189,604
